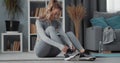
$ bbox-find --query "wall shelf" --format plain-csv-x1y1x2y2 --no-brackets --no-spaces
1,33,23,53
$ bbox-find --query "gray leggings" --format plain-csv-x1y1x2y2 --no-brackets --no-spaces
34,26,83,57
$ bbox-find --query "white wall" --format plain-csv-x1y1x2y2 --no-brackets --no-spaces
107,0,120,12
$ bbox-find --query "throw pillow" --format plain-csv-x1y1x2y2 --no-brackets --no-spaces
90,17,108,28
106,16,120,29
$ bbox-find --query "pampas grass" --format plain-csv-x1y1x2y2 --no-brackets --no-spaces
67,4,86,39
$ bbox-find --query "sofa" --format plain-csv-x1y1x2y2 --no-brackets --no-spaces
84,11,120,51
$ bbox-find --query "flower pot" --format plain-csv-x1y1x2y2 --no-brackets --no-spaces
5,20,20,31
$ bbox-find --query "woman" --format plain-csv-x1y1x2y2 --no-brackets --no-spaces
34,0,95,61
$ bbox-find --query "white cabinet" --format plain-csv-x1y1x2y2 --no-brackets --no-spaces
1,32,23,53
28,0,65,52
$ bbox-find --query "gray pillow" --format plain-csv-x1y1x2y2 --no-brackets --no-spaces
93,11,118,18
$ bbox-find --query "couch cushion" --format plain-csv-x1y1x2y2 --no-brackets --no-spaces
90,17,108,28
106,16,120,29
117,11,120,14
93,11,118,18
114,29,120,42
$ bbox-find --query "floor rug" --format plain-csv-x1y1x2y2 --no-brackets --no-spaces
91,53,120,58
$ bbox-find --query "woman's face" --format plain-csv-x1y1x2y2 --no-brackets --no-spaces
48,8,61,21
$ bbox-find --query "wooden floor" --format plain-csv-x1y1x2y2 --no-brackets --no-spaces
0,52,120,63
0,57,120,63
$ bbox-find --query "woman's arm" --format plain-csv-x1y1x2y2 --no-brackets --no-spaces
57,21,73,49
36,19,64,50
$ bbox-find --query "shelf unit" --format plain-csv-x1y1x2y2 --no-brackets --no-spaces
28,0,65,52
1,32,23,53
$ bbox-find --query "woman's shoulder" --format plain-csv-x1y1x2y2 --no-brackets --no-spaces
36,19,46,27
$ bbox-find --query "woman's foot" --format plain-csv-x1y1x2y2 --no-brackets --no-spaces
62,46,74,57
64,48,74,58
79,50,96,61
80,49,85,53
63,46,80,61
71,45,76,52
64,52,80,61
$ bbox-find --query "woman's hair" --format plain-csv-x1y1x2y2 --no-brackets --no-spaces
52,2,62,11
39,0,62,20
46,0,62,12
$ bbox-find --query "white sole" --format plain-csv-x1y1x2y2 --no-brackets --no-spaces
64,53,79,61
64,55,75,61
79,57,96,61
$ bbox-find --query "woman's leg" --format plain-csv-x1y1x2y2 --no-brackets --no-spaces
47,46,61,57
45,26,64,45
58,27,73,48
34,39,51,57
34,25,63,57
58,27,84,53
45,26,68,55
66,32,84,52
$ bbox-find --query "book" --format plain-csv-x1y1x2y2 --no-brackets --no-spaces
13,41,20,51
7,40,10,50
30,24,36,34
34,8,39,17
38,8,42,17
16,41,20,51
31,37,37,50
13,41,16,51
38,8,46,17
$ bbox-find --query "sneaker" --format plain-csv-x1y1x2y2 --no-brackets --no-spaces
79,53,96,61
64,52,80,61
64,48,73,58
79,56,96,61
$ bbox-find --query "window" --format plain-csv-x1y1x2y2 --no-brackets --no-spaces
107,0,120,12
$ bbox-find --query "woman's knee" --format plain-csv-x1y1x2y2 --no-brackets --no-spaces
47,26,55,31
45,26,56,35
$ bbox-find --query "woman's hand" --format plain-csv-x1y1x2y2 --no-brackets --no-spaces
71,45,76,52
62,46,69,54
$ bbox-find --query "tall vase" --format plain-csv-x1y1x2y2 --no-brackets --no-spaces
74,20,81,39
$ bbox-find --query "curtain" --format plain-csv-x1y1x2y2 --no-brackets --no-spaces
65,0,106,46
83,0,106,27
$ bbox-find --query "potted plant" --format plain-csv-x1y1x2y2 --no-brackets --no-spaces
4,0,22,32
67,4,86,39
